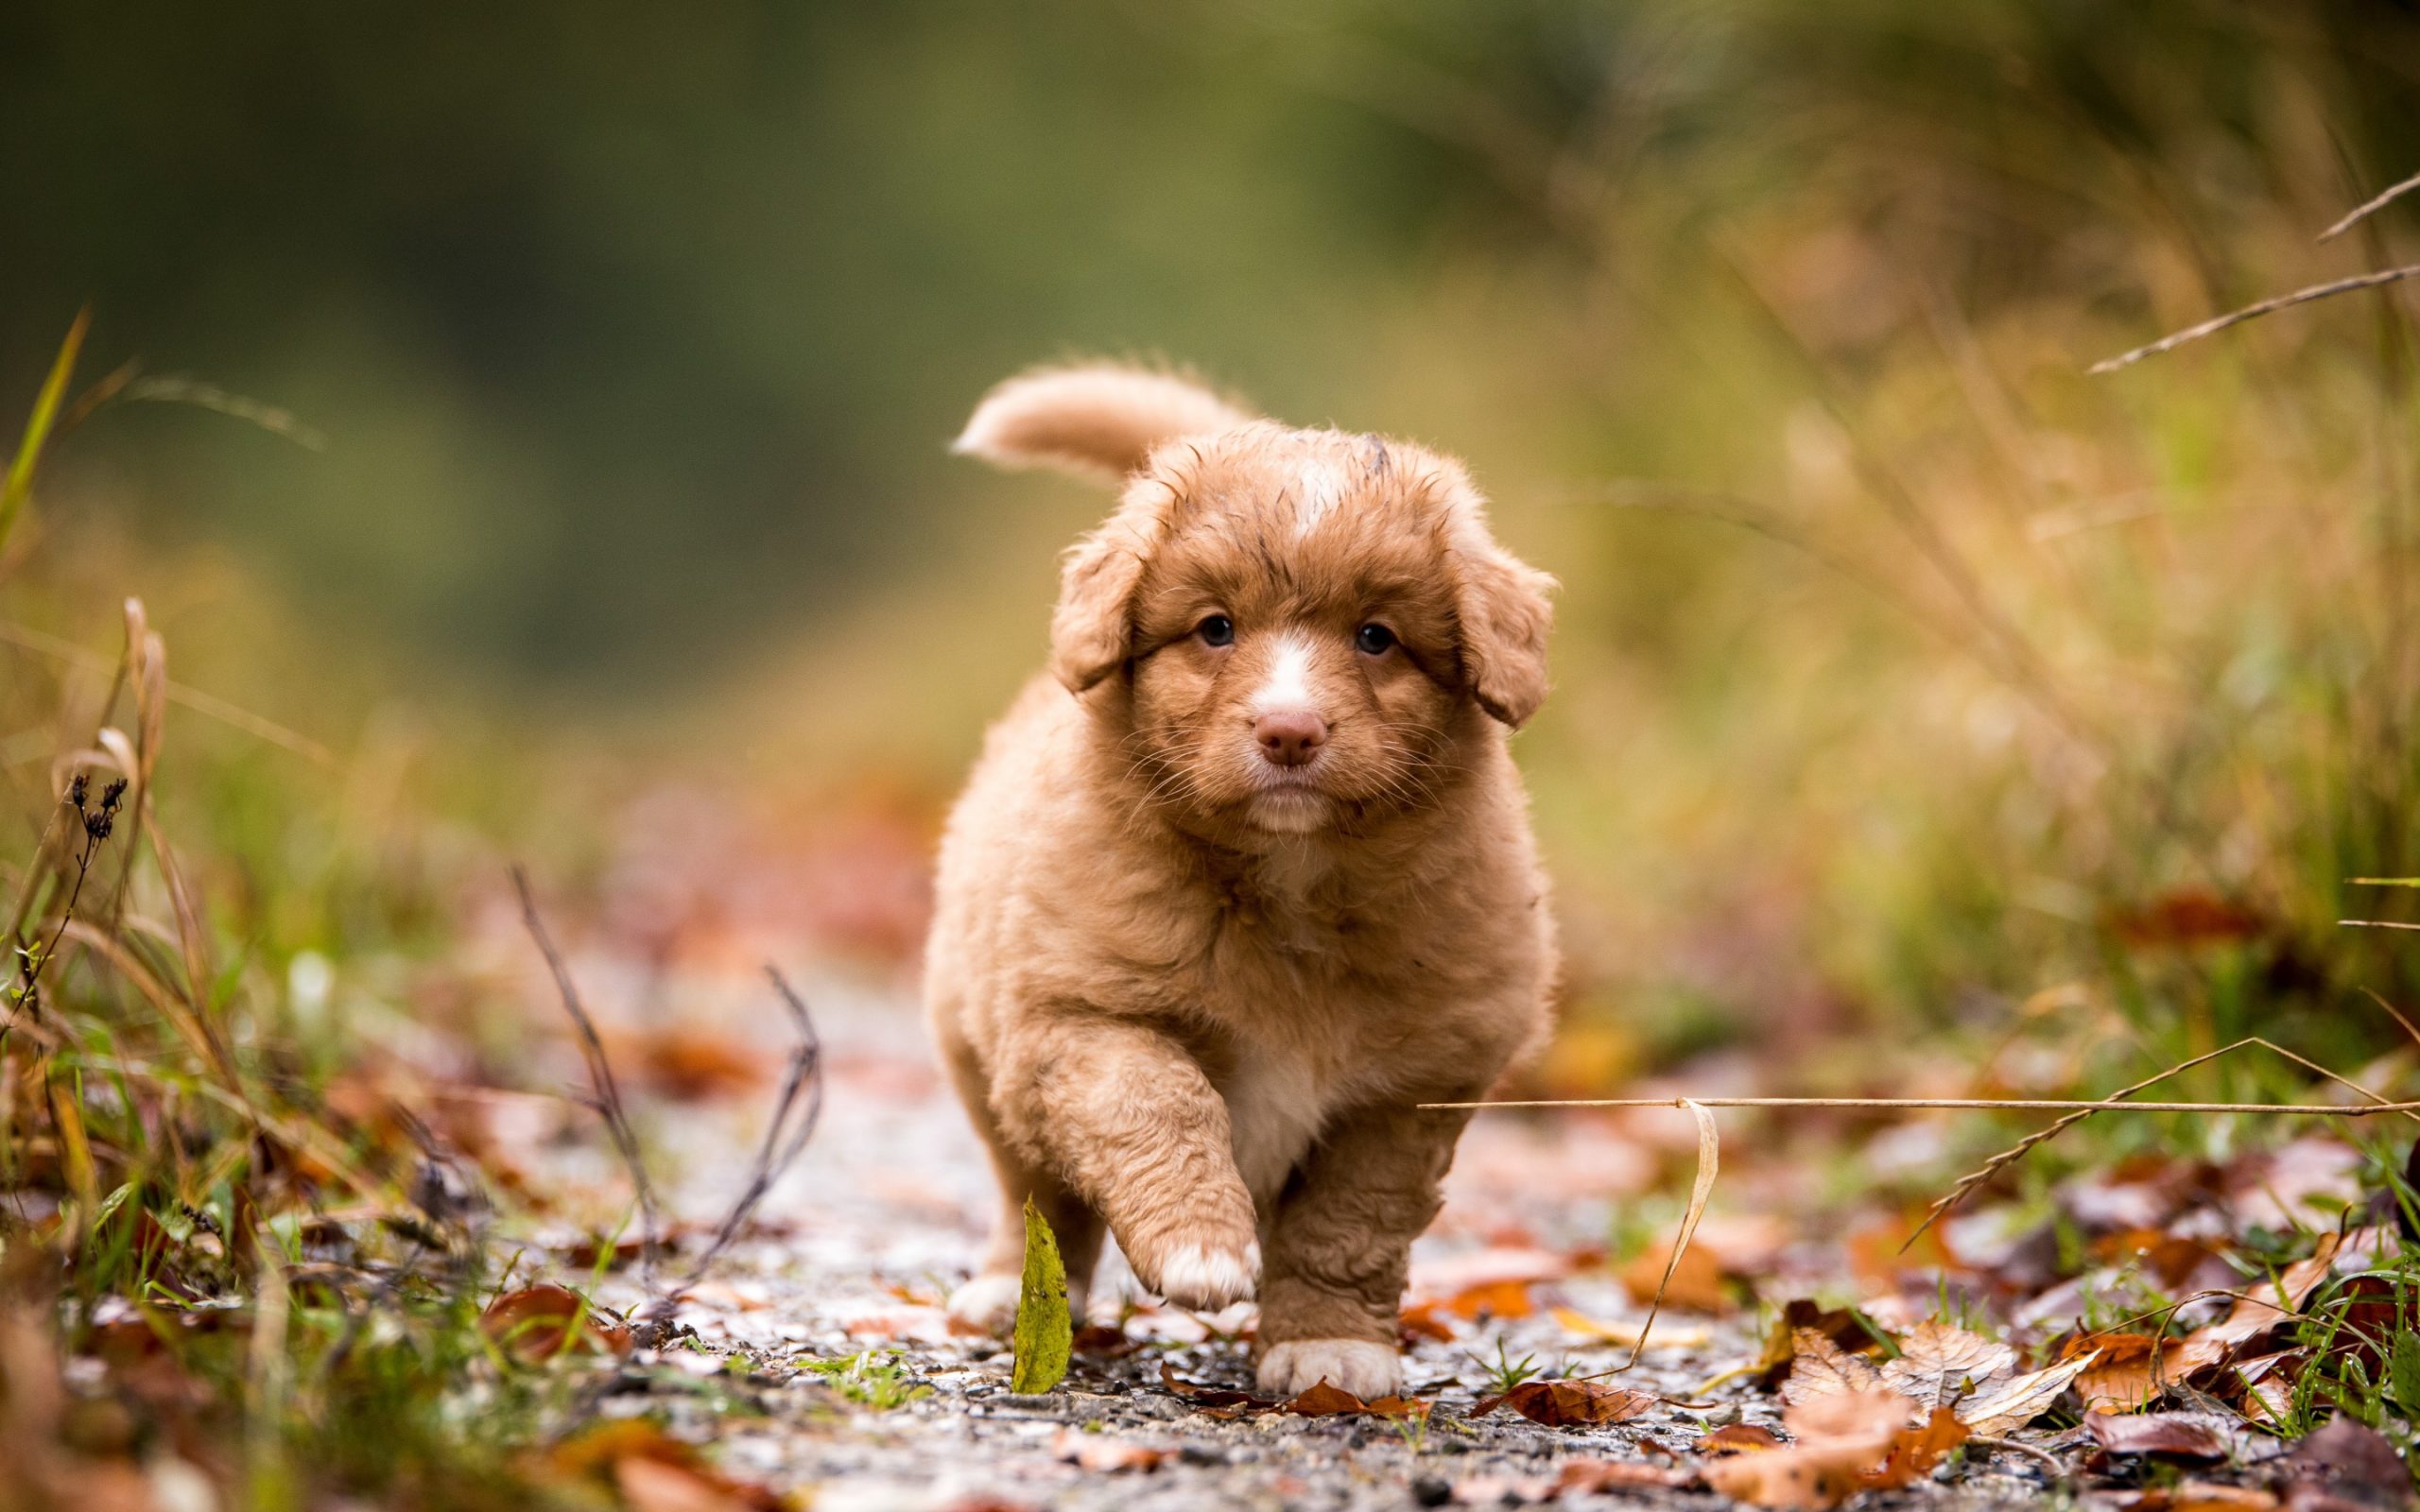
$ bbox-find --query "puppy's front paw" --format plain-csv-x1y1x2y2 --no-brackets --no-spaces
1139,1239,1260,1312
1257,1338,1401,1400
945,1273,1023,1334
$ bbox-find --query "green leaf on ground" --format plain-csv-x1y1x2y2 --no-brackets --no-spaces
1011,1195,1070,1395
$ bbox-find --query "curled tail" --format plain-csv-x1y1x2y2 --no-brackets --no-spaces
952,362,1255,484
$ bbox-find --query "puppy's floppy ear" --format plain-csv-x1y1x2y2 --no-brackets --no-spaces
954,363,1253,485
1453,538,1556,729
1049,494,1164,694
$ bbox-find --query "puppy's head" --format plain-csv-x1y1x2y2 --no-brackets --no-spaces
958,362,1554,837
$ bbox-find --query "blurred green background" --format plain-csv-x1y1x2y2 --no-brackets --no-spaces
12,0,2420,1084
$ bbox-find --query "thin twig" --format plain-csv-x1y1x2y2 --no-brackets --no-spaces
2342,919,2420,931
2090,266,2420,373
672,965,823,1293
1421,1095,2420,1114
2321,169,2420,243
510,865,664,1288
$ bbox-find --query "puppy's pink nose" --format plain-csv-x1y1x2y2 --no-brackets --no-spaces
1255,711,1327,766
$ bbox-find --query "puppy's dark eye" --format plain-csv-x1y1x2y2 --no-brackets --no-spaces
1355,623,1395,655
1197,614,1235,647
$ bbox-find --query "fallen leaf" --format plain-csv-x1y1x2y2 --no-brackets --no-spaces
1443,1278,1534,1320
1049,1428,1167,1472
1756,1301,1871,1381
1469,1379,1653,1427
550,1420,786,1511
1619,1237,1732,1314
1847,1213,1959,1287
1958,1349,2100,1435
2282,1418,2413,1511
1698,1424,1785,1455
617,1457,760,1512
1556,1459,1694,1492
1398,1301,1456,1343
1703,1391,1963,1510
1549,1304,1709,1350
2085,1412,2235,1460
1781,1330,1884,1404
1283,1382,1428,1419
1071,1324,1133,1356
601,1025,769,1101
1010,1196,1069,1395
2231,1352,2306,1426
1878,1321,2017,1406
480,1284,631,1364
1157,1363,1262,1410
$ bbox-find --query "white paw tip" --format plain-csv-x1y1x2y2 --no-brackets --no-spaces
1155,1241,1261,1307
1257,1338,1401,1400
945,1273,1023,1333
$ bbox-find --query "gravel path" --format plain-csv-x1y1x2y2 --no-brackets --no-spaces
525,966,2060,1511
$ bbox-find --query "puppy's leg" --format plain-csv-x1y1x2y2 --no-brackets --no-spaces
1255,1104,1474,1400
998,1014,1260,1312
938,1015,1107,1332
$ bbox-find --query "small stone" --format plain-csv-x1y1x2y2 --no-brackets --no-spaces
1411,1477,1453,1507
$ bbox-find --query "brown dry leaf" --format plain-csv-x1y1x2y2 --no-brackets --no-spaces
1442,1278,1535,1320
602,1025,769,1102
1556,1459,1695,1492
1781,1330,1884,1404
1549,1304,1709,1350
1398,1302,1456,1343
2084,1412,2234,1460
2072,1333,2167,1415
2231,1352,2305,1426
1469,1379,1653,1428
1958,1349,2100,1435
2282,1418,2412,1509
1281,1382,1428,1419
2173,1238,2342,1365
1703,1391,1963,1510
1156,1363,1261,1410
1757,1301,1870,1380
1050,1428,1168,1473
1619,1238,1732,1314
552,1420,786,1512
1846,1213,1958,1287
1877,1321,2017,1405
1698,1424,1785,1455
480,1284,632,1364
617,1457,760,1512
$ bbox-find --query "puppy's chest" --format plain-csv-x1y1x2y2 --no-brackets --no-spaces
1216,1043,1347,1206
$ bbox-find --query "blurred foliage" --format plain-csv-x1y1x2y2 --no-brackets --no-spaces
12,0,2420,1081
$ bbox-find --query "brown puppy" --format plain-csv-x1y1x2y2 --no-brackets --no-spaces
926,363,1557,1398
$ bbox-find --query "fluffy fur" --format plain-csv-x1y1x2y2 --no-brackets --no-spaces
926,361,1558,1398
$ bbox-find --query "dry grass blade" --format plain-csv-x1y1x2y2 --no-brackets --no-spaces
510,865,664,1286
2091,266,2420,373
1605,1098,1718,1374
0,620,336,765
1899,1035,2412,1250
672,965,823,1293
2321,168,2420,242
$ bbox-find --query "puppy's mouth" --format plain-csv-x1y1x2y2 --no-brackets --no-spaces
1242,763,1336,833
